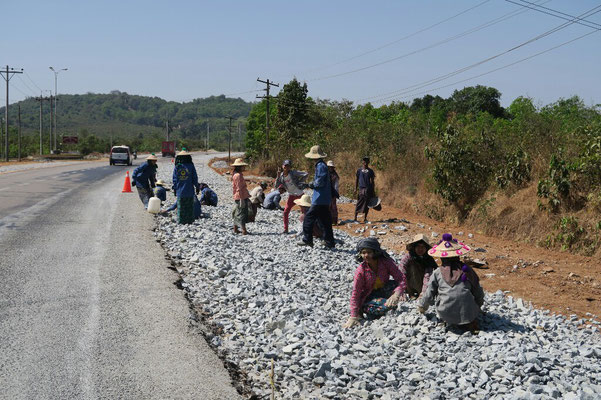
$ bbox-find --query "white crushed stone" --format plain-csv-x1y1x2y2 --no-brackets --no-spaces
153,154,601,400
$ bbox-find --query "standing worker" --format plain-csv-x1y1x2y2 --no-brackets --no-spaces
132,154,158,209
231,158,251,235
275,159,308,234
172,150,200,224
298,145,335,249
354,157,375,223
327,160,340,225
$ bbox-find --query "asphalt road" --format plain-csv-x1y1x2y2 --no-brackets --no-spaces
0,158,240,399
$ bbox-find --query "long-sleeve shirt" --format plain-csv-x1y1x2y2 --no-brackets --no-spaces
249,186,265,204
154,186,167,202
417,268,484,325
349,257,407,318
232,172,250,200
275,170,308,196
398,253,437,297
172,162,199,198
263,190,283,209
200,187,218,206
132,162,155,190
311,160,332,205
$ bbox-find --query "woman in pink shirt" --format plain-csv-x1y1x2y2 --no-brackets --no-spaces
343,237,407,328
231,158,251,235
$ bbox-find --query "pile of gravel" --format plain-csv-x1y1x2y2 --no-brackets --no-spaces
154,155,601,399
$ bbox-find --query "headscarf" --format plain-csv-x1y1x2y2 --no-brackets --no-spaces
356,237,390,261
440,257,479,287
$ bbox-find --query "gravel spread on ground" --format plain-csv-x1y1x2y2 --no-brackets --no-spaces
154,158,601,400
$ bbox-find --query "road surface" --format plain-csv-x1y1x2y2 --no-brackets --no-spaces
0,157,240,399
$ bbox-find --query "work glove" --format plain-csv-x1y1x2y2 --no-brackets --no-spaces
343,316,361,329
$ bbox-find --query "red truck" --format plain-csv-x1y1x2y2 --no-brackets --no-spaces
161,141,176,157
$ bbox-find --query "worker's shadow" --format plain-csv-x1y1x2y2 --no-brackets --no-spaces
479,311,529,333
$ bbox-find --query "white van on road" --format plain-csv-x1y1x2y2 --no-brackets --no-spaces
110,146,133,166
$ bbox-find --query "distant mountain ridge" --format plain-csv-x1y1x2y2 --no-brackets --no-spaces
2,91,252,140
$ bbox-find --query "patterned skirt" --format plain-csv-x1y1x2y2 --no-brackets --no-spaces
362,280,398,320
177,197,195,224
232,199,249,228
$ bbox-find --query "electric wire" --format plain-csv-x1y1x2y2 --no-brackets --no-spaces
357,5,601,103
369,29,600,105
299,0,493,75
23,70,43,92
16,75,38,96
306,0,550,82
506,0,601,29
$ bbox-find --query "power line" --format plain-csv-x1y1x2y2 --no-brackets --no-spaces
357,5,601,103
16,75,38,96
307,0,552,82
506,0,601,29
298,0,493,75
23,70,43,92
370,29,600,105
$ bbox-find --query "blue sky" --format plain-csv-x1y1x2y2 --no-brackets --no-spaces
2,0,600,107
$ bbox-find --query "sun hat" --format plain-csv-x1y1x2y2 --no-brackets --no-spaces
156,179,165,186
406,233,431,251
327,160,335,167
304,145,327,159
428,233,471,258
146,155,158,161
282,159,292,166
231,158,248,167
367,197,381,209
177,150,191,156
293,194,312,207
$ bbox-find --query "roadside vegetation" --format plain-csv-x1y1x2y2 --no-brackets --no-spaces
245,79,601,256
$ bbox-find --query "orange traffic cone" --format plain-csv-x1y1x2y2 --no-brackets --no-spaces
122,171,133,193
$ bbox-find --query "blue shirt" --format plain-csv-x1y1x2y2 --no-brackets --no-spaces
172,162,199,198
132,162,155,190
356,167,375,189
263,190,282,209
154,186,167,202
311,160,332,205
200,187,218,206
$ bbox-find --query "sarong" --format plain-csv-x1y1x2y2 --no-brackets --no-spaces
355,187,371,215
232,199,249,228
362,280,398,320
177,197,194,224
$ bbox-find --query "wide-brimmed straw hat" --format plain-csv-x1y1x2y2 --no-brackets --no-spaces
406,234,431,251
146,155,158,161
177,150,191,156
305,145,327,159
327,160,335,167
293,194,312,207
156,179,165,186
428,233,471,258
231,158,248,167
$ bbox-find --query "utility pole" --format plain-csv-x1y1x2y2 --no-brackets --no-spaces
1,66,23,161
226,116,233,161
18,105,21,161
49,66,67,152
206,122,210,151
256,78,279,152
49,95,54,153
165,111,170,141
238,122,242,151
35,95,50,155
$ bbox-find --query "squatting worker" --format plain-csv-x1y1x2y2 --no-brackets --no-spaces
298,145,335,249
199,183,218,206
154,179,170,204
343,237,407,328
354,156,375,223
132,154,158,209
231,158,251,235
172,150,200,224
417,233,484,332
399,234,438,298
275,159,308,234
248,182,268,223
263,185,286,210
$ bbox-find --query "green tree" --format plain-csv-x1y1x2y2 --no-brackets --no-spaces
450,85,505,118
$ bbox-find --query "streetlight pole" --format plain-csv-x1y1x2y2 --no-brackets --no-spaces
49,66,67,152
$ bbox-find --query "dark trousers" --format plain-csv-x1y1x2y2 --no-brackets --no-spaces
302,204,335,247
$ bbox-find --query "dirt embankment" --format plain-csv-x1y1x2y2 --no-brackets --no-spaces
210,156,601,321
